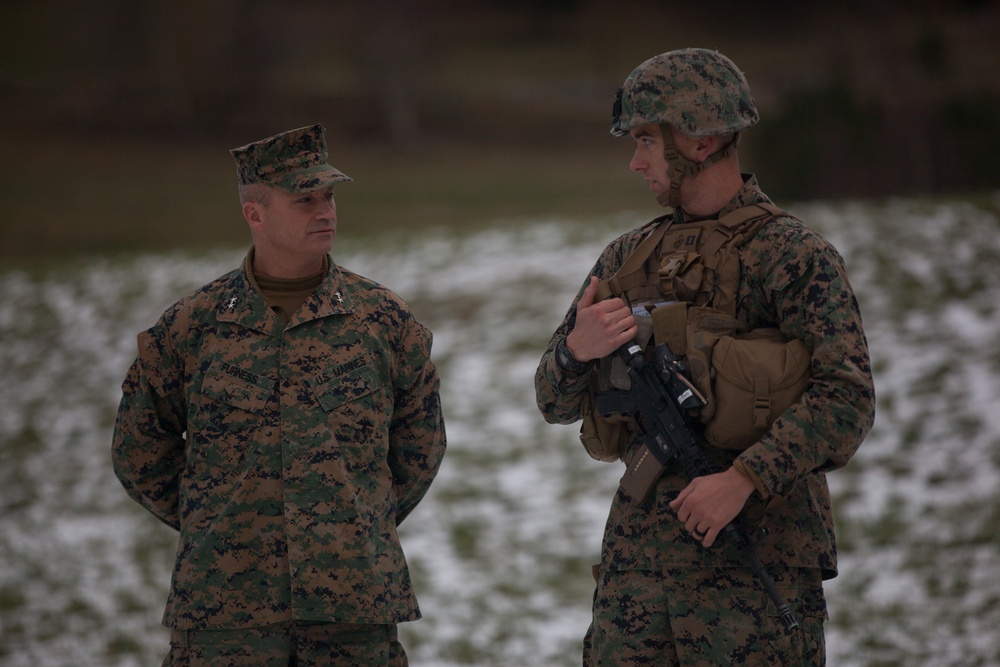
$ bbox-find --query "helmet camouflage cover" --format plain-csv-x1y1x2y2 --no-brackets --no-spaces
611,48,759,137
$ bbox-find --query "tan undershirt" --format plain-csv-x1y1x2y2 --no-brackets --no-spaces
253,256,327,324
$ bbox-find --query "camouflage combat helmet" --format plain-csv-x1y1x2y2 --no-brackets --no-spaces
611,48,758,138
230,124,352,193
611,49,756,208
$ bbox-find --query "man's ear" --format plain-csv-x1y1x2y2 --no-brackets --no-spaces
243,201,262,227
694,135,717,162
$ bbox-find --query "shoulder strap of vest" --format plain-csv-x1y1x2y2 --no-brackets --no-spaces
597,202,788,301
596,218,672,301
700,202,788,260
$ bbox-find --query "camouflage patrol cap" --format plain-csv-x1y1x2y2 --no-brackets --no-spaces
230,124,352,192
611,48,758,137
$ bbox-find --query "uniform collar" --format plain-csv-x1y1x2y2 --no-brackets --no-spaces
215,247,354,334
673,174,771,225
286,257,354,327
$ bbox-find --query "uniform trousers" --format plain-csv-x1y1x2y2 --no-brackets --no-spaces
583,562,827,666
162,621,407,667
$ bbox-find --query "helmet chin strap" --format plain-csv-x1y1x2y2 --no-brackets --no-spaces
655,124,742,208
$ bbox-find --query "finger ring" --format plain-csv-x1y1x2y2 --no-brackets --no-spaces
694,527,707,538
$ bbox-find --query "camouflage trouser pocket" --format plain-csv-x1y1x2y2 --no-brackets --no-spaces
589,564,828,666
768,581,827,621
165,622,407,667
164,625,290,667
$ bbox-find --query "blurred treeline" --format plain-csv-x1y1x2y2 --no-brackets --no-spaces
4,0,998,195
1,0,998,259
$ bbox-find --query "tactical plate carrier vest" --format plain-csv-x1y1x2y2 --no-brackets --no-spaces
580,203,811,462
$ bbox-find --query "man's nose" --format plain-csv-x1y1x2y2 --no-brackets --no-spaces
318,200,337,218
629,149,645,172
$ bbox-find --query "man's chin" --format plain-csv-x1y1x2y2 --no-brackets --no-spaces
312,230,336,247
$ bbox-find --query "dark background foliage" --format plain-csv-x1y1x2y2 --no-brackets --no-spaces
1,0,998,259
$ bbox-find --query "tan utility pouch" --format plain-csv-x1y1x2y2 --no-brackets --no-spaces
684,306,741,423
578,310,658,462
579,355,640,463
579,387,631,462
658,251,706,304
705,329,811,450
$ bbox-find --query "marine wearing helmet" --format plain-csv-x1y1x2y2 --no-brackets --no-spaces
611,48,758,208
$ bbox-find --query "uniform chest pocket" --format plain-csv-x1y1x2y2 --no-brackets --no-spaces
201,370,275,414
189,367,276,469
313,364,379,412
310,362,389,471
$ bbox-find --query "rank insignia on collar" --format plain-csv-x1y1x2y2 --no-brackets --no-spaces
227,295,238,309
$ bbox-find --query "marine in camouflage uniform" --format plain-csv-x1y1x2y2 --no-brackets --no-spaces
534,49,875,665
112,124,446,666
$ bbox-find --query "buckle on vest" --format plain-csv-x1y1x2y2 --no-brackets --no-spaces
659,252,690,281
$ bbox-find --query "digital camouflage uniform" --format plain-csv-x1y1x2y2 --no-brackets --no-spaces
534,51,875,666
112,125,446,666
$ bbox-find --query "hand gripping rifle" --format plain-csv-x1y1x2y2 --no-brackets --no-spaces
595,341,800,631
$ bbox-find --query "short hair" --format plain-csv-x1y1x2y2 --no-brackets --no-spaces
238,182,272,206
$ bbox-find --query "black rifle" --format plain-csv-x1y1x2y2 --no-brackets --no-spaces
595,341,800,631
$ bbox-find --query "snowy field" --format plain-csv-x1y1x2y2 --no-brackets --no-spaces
2,197,1000,666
